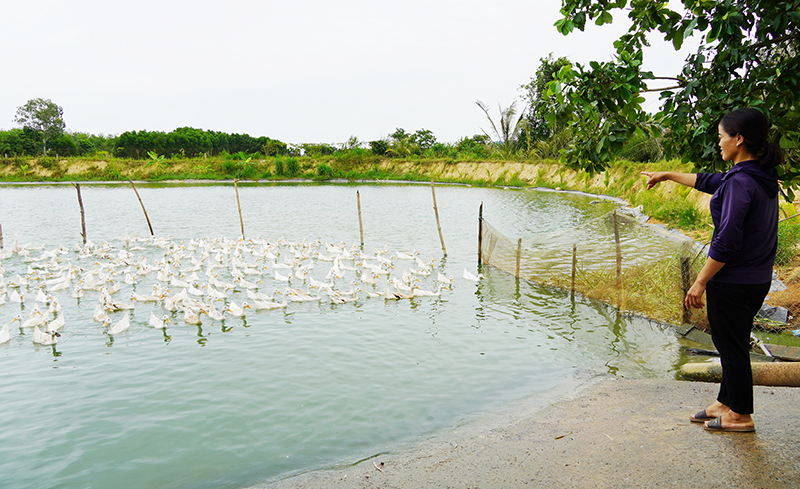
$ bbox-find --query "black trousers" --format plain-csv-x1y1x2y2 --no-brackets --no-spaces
706,280,771,414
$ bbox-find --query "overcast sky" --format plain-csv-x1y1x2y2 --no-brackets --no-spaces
1,0,697,145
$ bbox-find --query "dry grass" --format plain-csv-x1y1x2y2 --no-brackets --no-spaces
544,256,708,328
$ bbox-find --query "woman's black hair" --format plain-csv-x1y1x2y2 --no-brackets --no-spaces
720,107,783,169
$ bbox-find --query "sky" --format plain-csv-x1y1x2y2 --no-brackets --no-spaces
1,0,698,146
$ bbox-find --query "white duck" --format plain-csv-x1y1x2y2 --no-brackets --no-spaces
0,324,9,345
281,287,323,302
48,297,62,314
411,283,447,297
463,268,485,281
274,270,291,283
251,295,289,310
0,316,20,344
183,307,203,325
148,311,170,329
358,287,383,299
107,313,130,335
22,306,47,328
383,283,413,300
203,305,226,321
35,289,49,303
46,313,66,332
93,304,110,323
226,301,252,317
33,325,58,345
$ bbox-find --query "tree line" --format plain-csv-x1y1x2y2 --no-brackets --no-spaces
7,0,797,184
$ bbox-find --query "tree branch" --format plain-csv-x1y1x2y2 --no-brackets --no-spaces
643,84,683,92
749,33,800,51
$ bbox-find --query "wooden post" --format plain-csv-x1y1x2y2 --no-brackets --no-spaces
0,224,3,250
431,180,447,257
356,190,364,247
681,257,691,324
612,210,621,286
478,202,483,265
74,183,87,245
234,179,245,239
129,179,154,236
515,238,522,278
571,243,577,296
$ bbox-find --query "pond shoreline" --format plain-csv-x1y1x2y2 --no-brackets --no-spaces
259,375,800,488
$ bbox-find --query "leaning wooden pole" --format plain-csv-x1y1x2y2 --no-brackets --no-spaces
0,224,3,249
356,190,364,248
515,238,522,278
234,179,245,239
129,179,154,236
74,183,87,245
478,202,483,265
431,180,447,257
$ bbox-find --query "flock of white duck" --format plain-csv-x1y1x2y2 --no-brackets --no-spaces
0,233,486,347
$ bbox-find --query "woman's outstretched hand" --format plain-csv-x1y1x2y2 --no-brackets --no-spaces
641,171,667,190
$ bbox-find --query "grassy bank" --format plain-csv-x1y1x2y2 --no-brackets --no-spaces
0,153,714,236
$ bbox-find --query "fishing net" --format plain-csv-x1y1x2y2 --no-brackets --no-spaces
479,208,706,326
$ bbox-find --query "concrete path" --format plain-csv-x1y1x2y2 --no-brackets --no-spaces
260,376,800,488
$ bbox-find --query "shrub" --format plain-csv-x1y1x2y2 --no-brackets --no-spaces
285,158,299,176
316,163,335,179
776,218,800,266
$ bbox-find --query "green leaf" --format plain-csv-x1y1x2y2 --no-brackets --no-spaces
596,11,613,26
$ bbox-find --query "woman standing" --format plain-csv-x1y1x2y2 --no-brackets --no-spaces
642,107,782,432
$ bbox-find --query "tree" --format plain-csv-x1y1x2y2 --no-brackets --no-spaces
14,98,66,156
476,100,527,158
551,0,800,190
520,54,572,141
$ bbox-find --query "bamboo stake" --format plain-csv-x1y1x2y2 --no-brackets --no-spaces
515,238,522,278
612,210,621,286
234,179,245,239
129,179,154,236
357,190,364,247
74,183,87,245
0,224,3,249
680,257,691,324
431,180,447,257
571,243,577,296
478,202,483,265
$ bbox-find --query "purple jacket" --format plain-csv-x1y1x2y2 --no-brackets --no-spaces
695,160,779,284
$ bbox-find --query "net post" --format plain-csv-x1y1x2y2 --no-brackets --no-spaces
357,190,364,248
681,257,691,324
515,238,522,277
571,243,577,296
129,179,154,236
612,210,621,286
478,202,483,265
431,180,447,257
234,179,245,240
74,183,87,245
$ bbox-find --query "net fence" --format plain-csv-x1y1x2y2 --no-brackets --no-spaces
480,207,800,333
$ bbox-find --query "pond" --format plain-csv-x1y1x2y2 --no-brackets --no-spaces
0,182,689,488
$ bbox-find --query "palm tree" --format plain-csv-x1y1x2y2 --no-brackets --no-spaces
476,100,527,158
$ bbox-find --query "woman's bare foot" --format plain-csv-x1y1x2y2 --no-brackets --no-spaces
690,401,731,422
705,411,755,431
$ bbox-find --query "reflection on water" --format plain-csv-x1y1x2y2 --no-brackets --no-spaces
0,183,690,488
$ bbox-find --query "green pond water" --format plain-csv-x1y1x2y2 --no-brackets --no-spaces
0,183,690,488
